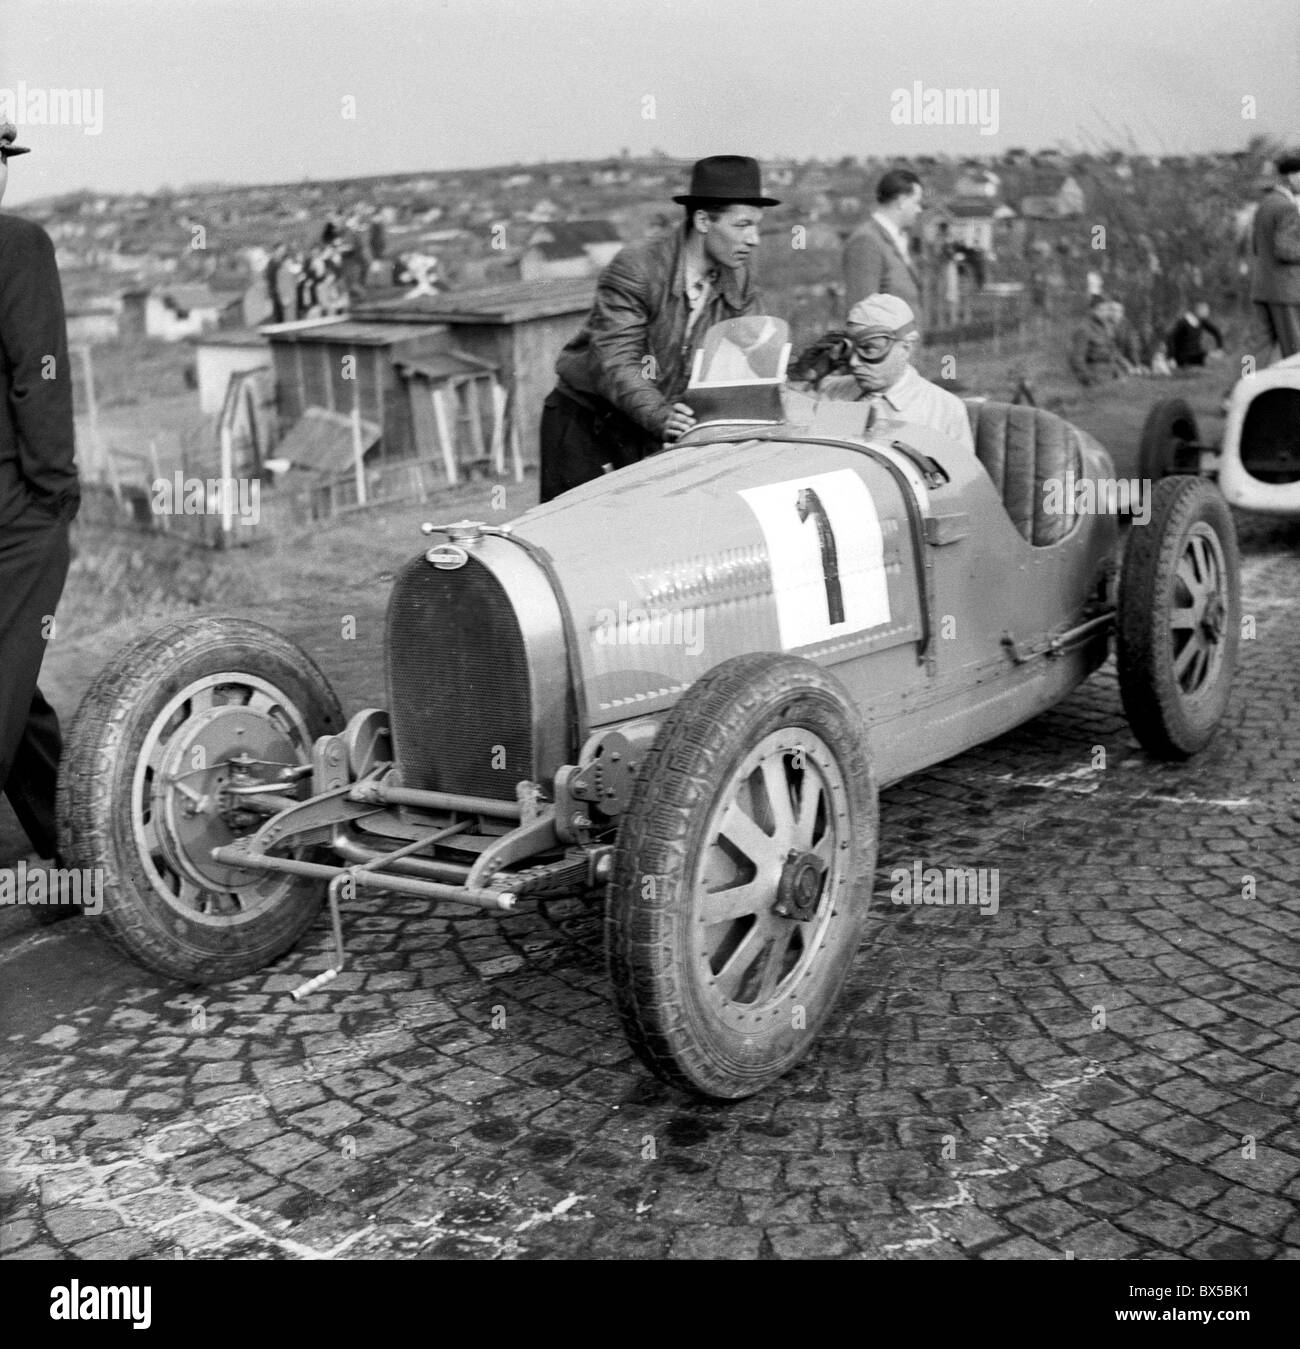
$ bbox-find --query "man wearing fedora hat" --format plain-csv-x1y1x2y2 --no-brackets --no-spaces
0,121,81,877
539,154,779,501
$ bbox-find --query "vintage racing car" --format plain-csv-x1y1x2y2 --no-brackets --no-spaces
1138,351,1300,514
60,319,1242,1100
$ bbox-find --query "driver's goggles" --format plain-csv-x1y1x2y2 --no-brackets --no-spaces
846,332,906,363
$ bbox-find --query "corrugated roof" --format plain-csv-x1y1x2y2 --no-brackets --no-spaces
188,328,270,348
531,220,621,258
353,277,595,325
265,320,450,346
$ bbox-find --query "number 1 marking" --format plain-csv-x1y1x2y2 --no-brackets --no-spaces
795,487,845,625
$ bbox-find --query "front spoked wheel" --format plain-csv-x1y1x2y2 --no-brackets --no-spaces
59,618,344,982
607,653,876,1100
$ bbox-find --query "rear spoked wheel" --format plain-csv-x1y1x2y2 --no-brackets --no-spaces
1118,477,1240,758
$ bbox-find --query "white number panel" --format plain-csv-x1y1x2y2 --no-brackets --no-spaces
739,468,891,650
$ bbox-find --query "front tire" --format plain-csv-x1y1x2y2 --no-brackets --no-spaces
59,617,344,983
606,653,877,1100
1117,477,1239,759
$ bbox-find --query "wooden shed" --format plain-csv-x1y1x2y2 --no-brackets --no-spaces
264,318,452,463
396,349,508,483
190,329,271,415
352,278,595,466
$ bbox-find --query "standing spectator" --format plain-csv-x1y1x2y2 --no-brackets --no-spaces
0,122,80,873
842,169,924,327
315,245,348,315
1045,258,1067,318
1029,263,1048,313
1165,300,1225,368
264,243,287,324
961,245,985,292
1249,150,1300,362
275,249,301,323
367,211,386,263
933,222,962,329
339,213,369,300
298,246,325,317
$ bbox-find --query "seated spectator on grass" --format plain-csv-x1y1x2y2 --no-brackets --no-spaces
1070,296,1129,387
1105,299,1146,373
1165,300,1225,368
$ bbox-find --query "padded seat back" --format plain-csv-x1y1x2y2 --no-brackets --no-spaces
965,401,1084,546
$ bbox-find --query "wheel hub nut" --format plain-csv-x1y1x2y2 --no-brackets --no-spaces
773,849,827,921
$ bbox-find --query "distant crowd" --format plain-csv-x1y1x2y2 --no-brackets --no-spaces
263,207,420,323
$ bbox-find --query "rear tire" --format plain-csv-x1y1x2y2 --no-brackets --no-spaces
606,653,876,1100
1138,397,1200,483
1117,478,1239,759
59,617,343,983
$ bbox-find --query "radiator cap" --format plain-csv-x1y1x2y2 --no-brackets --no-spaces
420,518,500,542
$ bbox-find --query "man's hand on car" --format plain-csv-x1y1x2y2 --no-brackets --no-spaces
663,402,697,440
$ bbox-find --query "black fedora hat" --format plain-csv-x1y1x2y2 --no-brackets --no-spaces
673,155,780,207
0,121,31,157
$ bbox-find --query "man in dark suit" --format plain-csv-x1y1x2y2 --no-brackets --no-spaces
842,169,924,328
0,121,80,867
1250,151,1300,362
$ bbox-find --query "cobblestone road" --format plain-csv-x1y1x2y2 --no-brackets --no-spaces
2,512,1299,1261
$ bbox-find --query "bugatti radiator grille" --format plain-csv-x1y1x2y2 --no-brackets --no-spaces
386,553,533,800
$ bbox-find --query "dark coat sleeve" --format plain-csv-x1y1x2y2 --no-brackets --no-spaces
1069,325,1092,384
584,248,676,437
843,229,884,312
0,221,79,512
1270,201,1300,265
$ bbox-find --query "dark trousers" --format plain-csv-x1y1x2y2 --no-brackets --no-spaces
538,389,656,504
0,514,70,860
1252,301,1300,362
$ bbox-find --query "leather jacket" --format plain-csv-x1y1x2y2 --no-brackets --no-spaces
554,223,762,437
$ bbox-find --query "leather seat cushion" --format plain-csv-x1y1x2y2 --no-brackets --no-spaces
966,401,1083,546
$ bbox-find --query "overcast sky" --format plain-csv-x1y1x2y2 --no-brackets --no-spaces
2,0,1297,204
